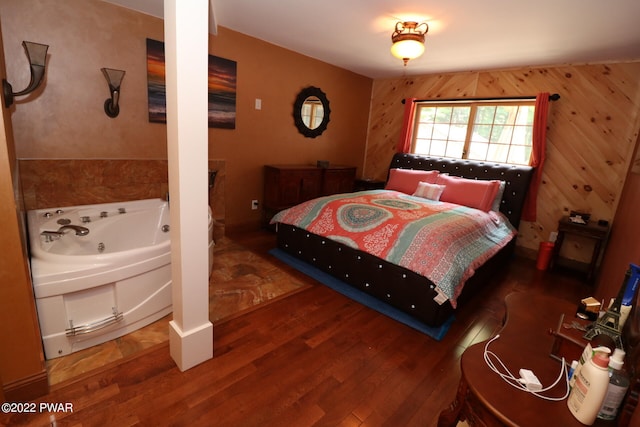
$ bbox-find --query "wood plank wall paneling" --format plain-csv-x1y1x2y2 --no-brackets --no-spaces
365,62,640,263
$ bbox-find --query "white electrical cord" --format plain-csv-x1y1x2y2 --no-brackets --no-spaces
483,334,571,401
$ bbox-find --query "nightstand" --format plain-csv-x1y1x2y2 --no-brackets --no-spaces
354,178,386,191
549,216,610,282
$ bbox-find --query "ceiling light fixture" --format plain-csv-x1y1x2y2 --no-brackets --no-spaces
390,21,428,66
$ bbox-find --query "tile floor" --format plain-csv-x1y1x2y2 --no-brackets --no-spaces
45,235,309,386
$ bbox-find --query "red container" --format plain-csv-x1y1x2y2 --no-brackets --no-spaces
536,241,555,270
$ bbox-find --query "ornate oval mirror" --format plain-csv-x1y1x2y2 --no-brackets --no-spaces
293,86,331,138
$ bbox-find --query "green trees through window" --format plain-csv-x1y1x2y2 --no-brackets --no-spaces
412,100,535,165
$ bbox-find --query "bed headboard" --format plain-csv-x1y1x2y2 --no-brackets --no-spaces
389,153,534,229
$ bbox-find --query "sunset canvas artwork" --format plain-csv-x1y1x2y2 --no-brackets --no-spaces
146,38,237,129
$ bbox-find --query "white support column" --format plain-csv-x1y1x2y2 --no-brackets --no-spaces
164,0,213,371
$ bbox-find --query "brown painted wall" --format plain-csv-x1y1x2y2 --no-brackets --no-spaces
595,136,640,427
206,27,371,229
364,65,640,263
0,20,48,400
0,0,372,230
596,135,640,301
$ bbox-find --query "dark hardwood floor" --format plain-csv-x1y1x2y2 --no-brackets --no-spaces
2,230,593,427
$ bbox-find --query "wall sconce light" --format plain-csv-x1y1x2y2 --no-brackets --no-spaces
101,68,125,118
390,21,428,66
2,41,49,108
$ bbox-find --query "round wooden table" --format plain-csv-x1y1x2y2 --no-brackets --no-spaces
438,292,615,426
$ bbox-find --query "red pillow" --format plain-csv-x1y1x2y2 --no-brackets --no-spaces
385,169,439,194
435,174,501,212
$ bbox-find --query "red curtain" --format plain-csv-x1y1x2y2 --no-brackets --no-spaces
396,98,417,153
522,92,550,222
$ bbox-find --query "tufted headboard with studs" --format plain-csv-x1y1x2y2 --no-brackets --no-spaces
389,153,534,229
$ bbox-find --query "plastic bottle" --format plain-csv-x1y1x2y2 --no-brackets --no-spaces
568,360,578,381
569,334,615,389
567,351,611,425
597,349,630,420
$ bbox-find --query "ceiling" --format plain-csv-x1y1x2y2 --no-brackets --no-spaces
103,0,640,79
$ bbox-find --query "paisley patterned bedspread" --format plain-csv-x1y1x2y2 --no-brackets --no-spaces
271,190,516,307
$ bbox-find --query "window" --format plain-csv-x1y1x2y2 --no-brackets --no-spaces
301,98,324,130
411,100,536,165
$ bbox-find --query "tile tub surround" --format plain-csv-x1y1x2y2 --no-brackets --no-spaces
18,159,226,234
46,234,310,385
20,159,170,210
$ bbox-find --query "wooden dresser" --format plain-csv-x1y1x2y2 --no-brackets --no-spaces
263,164,356,224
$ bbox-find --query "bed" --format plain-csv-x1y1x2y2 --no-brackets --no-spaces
271,153,534,327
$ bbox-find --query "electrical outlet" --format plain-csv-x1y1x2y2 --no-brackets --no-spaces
251,199,259,210
549,231,558,242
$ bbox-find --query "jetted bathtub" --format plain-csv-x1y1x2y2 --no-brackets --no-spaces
27,198,214,359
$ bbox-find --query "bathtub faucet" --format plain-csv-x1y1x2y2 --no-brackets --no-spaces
41,224,90,241
58,224,90,236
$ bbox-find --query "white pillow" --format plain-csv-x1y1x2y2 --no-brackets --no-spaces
413,182,446,201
